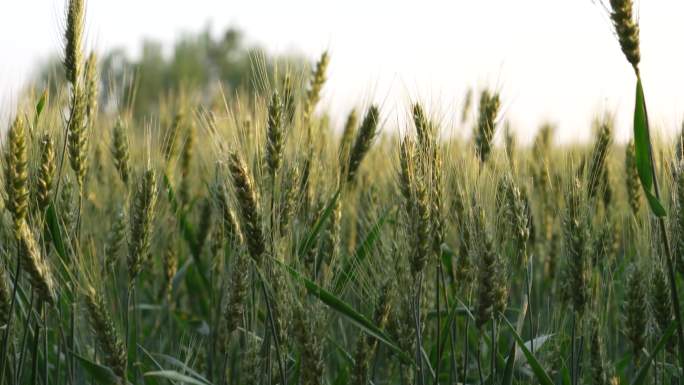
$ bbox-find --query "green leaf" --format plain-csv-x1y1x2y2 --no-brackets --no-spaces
633,77,666,217
45,204,67,261
298,189,340,258
501,343,516,385
73,353,123,385
34,89,48,128
279,260,413,364
630,320,677,385
502,317,554,385
162,173,210,291
144,370,212,385
332,208,392,293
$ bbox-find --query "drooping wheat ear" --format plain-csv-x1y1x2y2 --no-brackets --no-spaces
68,84,88,187
338,108,358,166
63,0,84,85
161,245,177,303
474,89,501,165
352,284,392,385
111,118,130,185
104,207,126,271
345,105,379,184
304,51,330,122
561,178,588,315
37,134,55,212
163,112,183,162
16,220,56,304
587,120,612,199
651,261,673,339
624,140,641,216
624,263,647,364
589,317,606,385
282,72,296,125
4,115,29,226
473,204,507,328
84,52,99,121
128,169,157,282
0,262,11,326
83,284,127,379
265,90,284,178
609,0,640,72
228,152,265,264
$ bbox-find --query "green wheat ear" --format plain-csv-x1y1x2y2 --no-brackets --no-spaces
345,105,379,184
265,90,284,178
4,115,29,226
228,152,265,264
624,140,641,216
112,118,130,185
64,0,84,85
128,169,158,282
84,284,127,380
37,133,55,212
609,0,640,72
474,89,500,165
0,262,11,327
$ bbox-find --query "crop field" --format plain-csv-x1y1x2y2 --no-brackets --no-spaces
1,0,682,384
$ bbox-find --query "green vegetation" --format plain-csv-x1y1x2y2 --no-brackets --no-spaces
2,0,684,384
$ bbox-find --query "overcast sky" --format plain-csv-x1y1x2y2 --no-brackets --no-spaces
1,0,684,143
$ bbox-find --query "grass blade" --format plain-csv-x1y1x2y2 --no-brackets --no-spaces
502,316,554,385
279,260,412,364
633,77,665,217
630,320,677,385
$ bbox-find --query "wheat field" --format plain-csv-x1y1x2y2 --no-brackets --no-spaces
1,0,683,385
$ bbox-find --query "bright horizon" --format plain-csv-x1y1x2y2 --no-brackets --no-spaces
2,0,684,144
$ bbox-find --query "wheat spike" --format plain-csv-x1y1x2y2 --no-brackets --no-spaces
84,284,127,379
228,152,265,264
111,118,130,185
63,0,84,85
609,0,640,71
17,220,57,304
346,105,379,184
37,134,55,211
4,116,29,226
128,169,157,282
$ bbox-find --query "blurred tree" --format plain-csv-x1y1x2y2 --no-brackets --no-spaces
33,26,304,119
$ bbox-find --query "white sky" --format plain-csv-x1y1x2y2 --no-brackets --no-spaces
1,0,684,144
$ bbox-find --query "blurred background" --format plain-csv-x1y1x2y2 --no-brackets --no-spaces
1,0,684,143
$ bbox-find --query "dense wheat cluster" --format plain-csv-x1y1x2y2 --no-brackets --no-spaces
3,1,684,385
